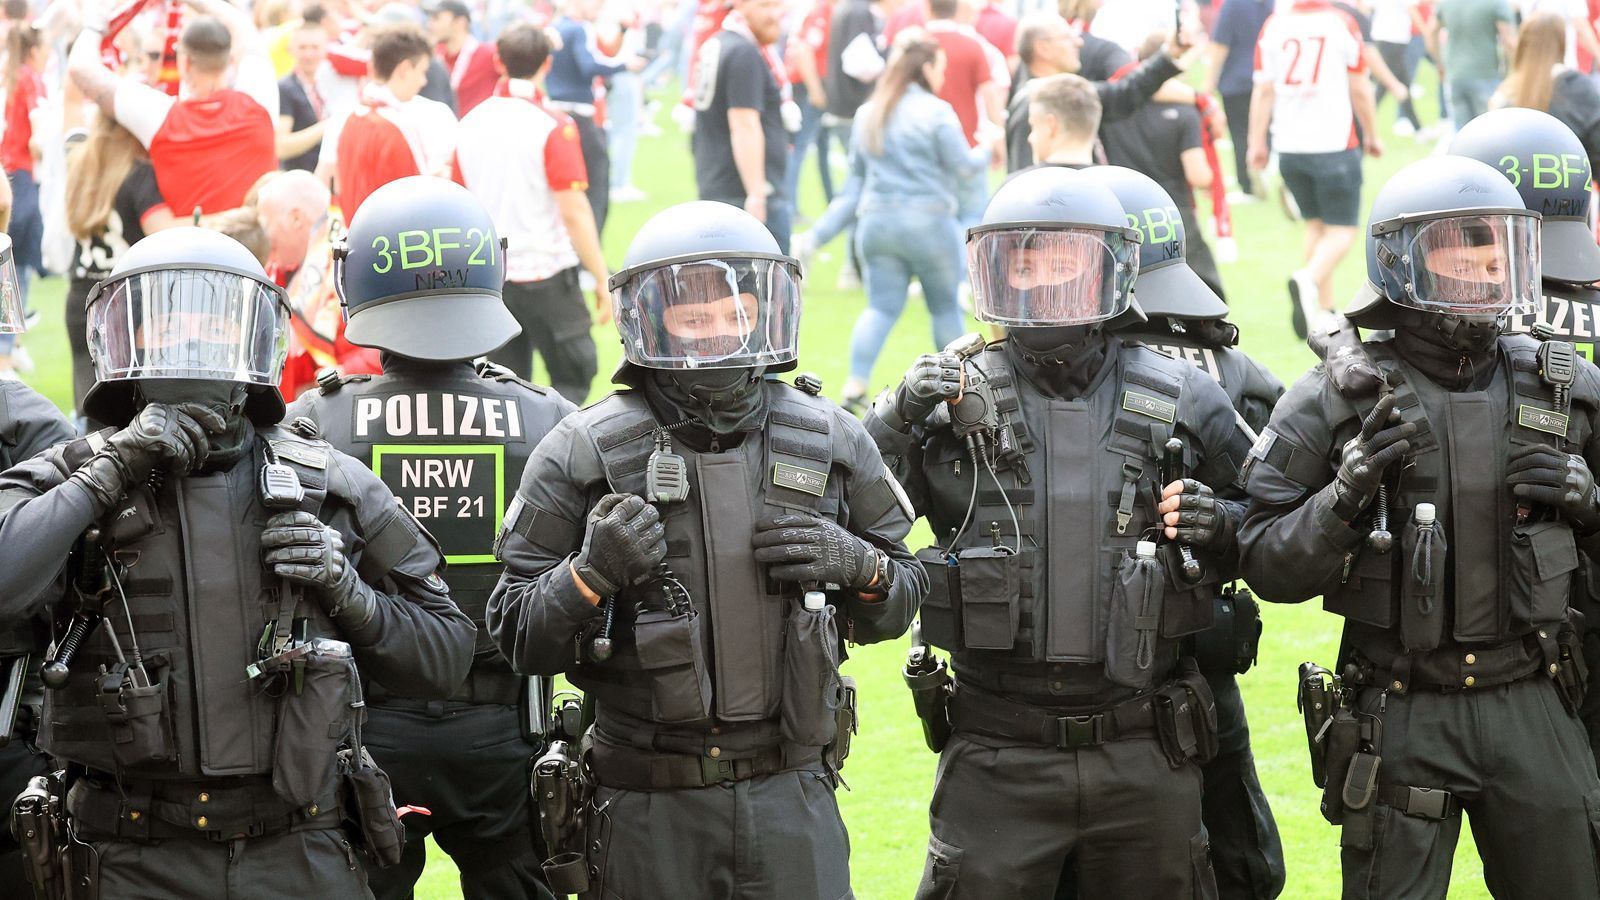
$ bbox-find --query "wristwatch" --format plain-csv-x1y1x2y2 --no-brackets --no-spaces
861,549,891,596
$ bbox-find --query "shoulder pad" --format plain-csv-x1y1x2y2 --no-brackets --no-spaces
264,427,332,470
792,371,823,396
288,416,322,440
474,359,550,395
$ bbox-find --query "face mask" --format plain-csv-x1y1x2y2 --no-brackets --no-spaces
136,379,253,469
1432,313,1503,353
1008,325,1095,364
649,367,768,435
1394,312,1502,390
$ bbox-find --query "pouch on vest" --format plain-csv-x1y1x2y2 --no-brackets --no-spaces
273,638,359,810
1509,520,1580,632
1400,507,1447,652
780,598,845,747
339,744,404,868
1106,545,1165,689
633,607,713,724
823,676,858,781
1193,587,1262,676
957,547,1021,651
1555,612,1589,715
1339,750,1382,851
97,659,174,770
1323,549,1397,628
915,547,960,651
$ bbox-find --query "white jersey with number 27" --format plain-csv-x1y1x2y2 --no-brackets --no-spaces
1254,1,1367,155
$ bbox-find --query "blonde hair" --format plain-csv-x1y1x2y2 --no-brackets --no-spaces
860,32,942,157
1503,12,1566,112
66,117,149,242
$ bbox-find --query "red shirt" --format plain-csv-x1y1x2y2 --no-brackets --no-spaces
787,3,833,84
440,40,500,116
335,111,422,220
883,2,926,47
928,24,991,145
1,66,41,173
975,2,1017,58
148,90,276,215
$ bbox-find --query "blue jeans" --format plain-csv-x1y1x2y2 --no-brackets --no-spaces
850,211,965,383
784,83,834,212
1449,77,1500,131
607,71,642,189
3,168,41,357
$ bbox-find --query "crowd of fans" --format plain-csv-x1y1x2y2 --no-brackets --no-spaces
1,0,1599,414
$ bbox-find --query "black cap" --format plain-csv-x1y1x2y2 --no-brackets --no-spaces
425,0,471,20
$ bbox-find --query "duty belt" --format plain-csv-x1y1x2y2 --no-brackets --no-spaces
67,774,340,843
1377,783,1460,821
1353,635,1546,693
589,739,818,791
368,667,522,710
949,688,1161,749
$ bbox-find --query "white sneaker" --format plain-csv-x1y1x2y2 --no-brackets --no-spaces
1225,190,1260,206
1392,119,1416,138
610,184,648,204
1288,269,1320,340
10,345,32,374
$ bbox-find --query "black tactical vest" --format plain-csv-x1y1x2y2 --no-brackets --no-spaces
1312,336,1595,650
297,363,563,686
916,341,1225,695
39,428,345,786
1139,332,1282,435
567,382,840,727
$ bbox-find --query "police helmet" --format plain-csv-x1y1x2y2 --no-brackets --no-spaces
1083,165,1227,321
338,176,519,362
1449,108,1600,286
609,201,802,371
1347,156,1541,329
969,166,1144,329
0,235,25,335
83,226,290,426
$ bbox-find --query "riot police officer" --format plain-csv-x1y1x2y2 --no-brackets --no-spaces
0,234,78,895
0,227,475,898
1308,109,1600,776
1091,164,1287,900
287,177,573,900
488,201,926,900
869,166,1250,898
1239,156,1600,898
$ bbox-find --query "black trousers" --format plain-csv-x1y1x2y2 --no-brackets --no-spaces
1221,92,1255,196
362,703,553,900
488,268,597,406
572,113,610,237
89,828,371,899
1374,41,1422,130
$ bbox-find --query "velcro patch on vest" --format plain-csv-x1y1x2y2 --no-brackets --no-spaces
773,461,828,497
1518,404,1570,437
269,439,328,470
1122,390,1177,423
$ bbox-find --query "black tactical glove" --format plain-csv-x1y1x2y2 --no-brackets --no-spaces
69,403,221,512
1507,445,1600,533
1161,479,1235,551
1332,393,1416,522
873,352,964,433
752,513,882,591
572,493,667,598
261,511,377,624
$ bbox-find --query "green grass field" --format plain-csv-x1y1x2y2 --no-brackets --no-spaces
15,70,1501,898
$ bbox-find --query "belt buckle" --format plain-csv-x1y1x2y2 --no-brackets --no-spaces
1404,786,1451,820
699,756,736,785
1055,714,1103,749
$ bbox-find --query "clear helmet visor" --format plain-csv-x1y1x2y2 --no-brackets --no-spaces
968,227,1139,326
1397,214,1540,317
0,237,23,334
613,257,802,369
87,268,289,385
